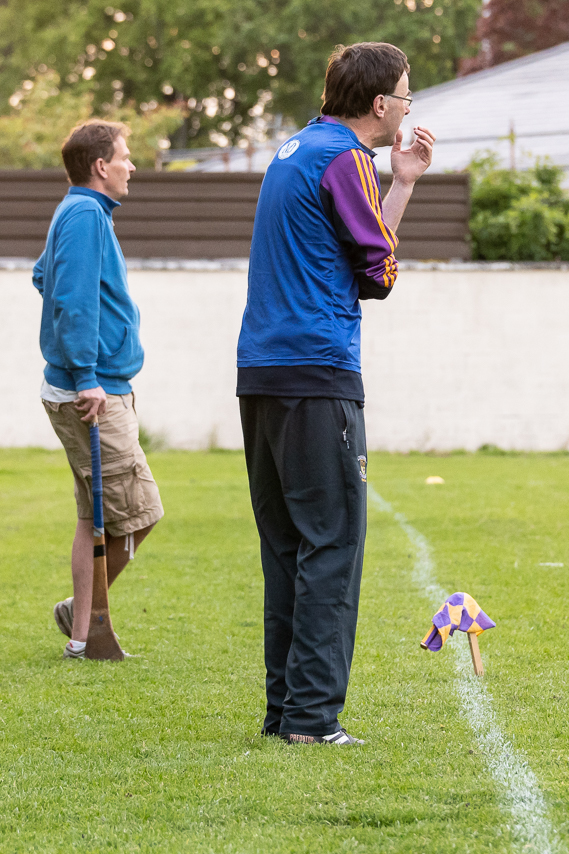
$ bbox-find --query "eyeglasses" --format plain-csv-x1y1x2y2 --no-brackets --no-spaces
386,93,413,106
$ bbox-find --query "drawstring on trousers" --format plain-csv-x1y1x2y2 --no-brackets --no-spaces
124,533,135,560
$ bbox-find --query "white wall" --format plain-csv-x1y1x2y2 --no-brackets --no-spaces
362,266,569,451
3,262,569,451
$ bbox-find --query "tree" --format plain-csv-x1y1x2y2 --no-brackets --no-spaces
0,71,183,168
459,0,569,75
0,0,483,150
216,0,483,130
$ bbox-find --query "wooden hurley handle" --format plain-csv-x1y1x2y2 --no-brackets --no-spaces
468,633,484,677
85,419,124,662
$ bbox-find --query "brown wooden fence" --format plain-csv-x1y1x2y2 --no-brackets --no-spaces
0,170,470,260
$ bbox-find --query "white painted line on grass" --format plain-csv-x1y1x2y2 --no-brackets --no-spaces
369,485,557,854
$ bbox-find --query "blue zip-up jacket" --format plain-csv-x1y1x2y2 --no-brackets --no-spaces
237,118,397,373
33,186,144,394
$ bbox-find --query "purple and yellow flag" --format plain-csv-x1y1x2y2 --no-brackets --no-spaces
421,592,496,652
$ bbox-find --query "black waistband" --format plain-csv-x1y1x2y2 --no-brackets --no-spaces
237,365,364,403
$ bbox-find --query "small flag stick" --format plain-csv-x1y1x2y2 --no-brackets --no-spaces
468,633,484,677
85,415,124,661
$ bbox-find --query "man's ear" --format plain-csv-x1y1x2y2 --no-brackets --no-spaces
372,94,386,118
91,157,108,180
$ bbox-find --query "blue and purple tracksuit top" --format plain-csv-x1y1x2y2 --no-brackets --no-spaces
237,116,398,384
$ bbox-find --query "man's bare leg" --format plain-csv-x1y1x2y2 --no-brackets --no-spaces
70,519,94,642
71,520,155,641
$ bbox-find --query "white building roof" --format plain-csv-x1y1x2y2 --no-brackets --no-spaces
372,41,569,175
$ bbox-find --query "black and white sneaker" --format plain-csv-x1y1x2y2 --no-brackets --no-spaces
281,728,364,745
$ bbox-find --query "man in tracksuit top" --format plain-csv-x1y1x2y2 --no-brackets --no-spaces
237,43,435,744
33,120,164,659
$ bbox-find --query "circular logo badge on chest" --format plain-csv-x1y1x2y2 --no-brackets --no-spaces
277,139,300,160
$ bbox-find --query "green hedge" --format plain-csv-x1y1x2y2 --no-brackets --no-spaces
467,155,569,261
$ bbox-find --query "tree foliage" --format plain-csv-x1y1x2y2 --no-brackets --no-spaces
459,0,569,75
468,154,569,261
0,0,482,151
0,72,183,168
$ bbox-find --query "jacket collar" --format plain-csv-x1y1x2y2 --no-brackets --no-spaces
308,115,376,158
68,186,121,215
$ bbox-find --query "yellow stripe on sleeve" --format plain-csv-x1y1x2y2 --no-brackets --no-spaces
356,149,379,217
350,148,399,289
351,149,374,212
359,151,383,219
351,150,398,253
359,152,398,253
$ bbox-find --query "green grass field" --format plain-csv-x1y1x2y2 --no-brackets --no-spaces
1,448,569,853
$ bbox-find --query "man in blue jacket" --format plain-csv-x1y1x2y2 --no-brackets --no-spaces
237,43,435,744
33,120,163,659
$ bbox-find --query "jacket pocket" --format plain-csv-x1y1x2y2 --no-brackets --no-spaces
99,325,144,377
339,399,353,449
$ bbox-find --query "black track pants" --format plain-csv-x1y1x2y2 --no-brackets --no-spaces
239,396,367,736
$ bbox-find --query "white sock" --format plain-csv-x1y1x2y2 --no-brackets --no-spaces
68,640,86,650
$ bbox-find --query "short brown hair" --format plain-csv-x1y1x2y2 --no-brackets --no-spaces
62,119,130,185
321,42,410,118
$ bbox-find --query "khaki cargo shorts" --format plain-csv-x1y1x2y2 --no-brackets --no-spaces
43,393,164,537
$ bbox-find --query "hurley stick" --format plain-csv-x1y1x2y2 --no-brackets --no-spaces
468,633,484,677
85,415,124,661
